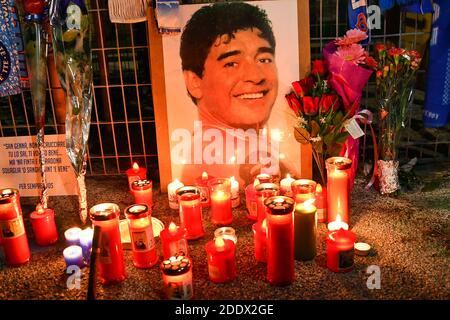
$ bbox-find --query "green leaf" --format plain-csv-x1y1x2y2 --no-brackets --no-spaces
294,127,310,144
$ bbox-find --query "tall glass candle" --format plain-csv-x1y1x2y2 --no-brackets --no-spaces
265,196,295,286
160,222,189,259
326,228,356,273
89,203,126,284
30,203,58,246
194,171,214,208
161,256,193,300
229,176,240,208
280,174,295,197
132,179,153,209
294,200,317,261
205,237,237,283
208,178,232,225
168,179,184,210
315,184,327,223
292,179,317,204
326,157,352,224
0,189,30,266
255,183,279,223
125,162,147,191
64,227,82,246
245,178,260,221
252,219,267,263
214,226,237,244
125,204,158,269
177,186,204,240
0,188,21,248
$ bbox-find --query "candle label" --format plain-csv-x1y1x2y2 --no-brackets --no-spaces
0,217,25,239
165,279,193,300
198,186,210,204
99,233,112,264
169,192,178,204
339,249,354,270
169,239,188,257
130,228,155,252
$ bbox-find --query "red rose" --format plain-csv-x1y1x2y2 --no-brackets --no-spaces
285,92,302,115
24,0,45,15
303,96,320,115
320,94,340,113
311,59,327,76
292,77,314,98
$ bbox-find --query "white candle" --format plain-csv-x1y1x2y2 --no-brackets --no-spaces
168,179,184,209
280,174,295,196
63,245,84,268
79,227,94,258
327,214,349,231
64,227,82,246
230,176,240,208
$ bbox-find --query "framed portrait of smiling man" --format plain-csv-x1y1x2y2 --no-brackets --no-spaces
157,0,311,188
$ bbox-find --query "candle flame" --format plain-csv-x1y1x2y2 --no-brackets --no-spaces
215,236,225,248
132,162,139,171
36,203,44,214
316,184,322,193
202,171,208,180
229,155,236,163
286,173,291,179
174,178,180,183
169,222,177,234
253,178,260,187
262,219,267,231
279,153,285,160
304,198,316,207
230,176,235,182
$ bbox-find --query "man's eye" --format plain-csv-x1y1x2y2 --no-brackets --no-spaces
224,62,238,68
259,58,273,64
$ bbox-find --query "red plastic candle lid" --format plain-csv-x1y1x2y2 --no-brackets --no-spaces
291,179,317,194
325,157,352,170
131,179,152,191
264,196,294,215
89,203,120,221
124,204,149,219
0,188,19,204
255,183,279,196
161,256,191,275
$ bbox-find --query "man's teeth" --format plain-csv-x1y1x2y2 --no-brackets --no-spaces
237,92,264,99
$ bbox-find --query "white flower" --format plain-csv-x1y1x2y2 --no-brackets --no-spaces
310,136,322,143
320,117,326,124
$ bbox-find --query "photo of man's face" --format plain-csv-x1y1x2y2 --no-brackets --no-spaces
186,28,278,129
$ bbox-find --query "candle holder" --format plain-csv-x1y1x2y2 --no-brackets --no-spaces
125,204,158,269
194,172,214,207
208,178,233,225
79,227,94,263
255,183,279,223
325,157,352,224
280,174,295,197
30,204,58,246
205,237,237,283
291,179,317,204
160,222,189,259
168,179,184,210
264,196,295,286
252,220,267,263
63,245,84,268
161,255,193,300
214,226,237,244
65,227,82,246
326,228,356,273
294,200,317,261
245,179,259,221
132,179,153,209
256,173,273,184
0,188,30,266
89,203,126,284
126,163,147,191
176,186,205,240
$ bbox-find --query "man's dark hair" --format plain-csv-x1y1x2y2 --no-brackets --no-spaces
180,2,276,78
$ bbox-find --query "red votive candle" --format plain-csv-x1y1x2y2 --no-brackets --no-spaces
208,178,232,225
126,162,147,192
292,179,317,204
89,203,126,284
160,222,188,259
326,228,356,273
252,219,267,263
205,237,236,283
255,183,279,223
195,171,215,208
132,179,153,209
161,256,193,300
326,157,352,224
245,178,260,221
177,186,205,240
315,184,327,223
265,196,295,286
125,204,158,269
30,203,58,246
0,188,30,266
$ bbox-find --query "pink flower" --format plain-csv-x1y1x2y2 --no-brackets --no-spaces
335,44,366,65
335,29,368,46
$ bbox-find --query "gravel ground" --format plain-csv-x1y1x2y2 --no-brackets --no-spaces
0,168,449,300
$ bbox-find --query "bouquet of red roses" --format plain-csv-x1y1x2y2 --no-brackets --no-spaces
285,60,352,186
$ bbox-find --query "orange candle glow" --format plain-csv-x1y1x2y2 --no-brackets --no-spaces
326,157,352,224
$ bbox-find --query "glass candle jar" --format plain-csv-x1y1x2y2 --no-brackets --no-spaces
160,222,188,259
208,178,233,225
168,179,184,210
205,237,237,283
326,228,356,273
214,226,237,244
294,200,317,261
291,179,317,204
125,204,158,269
132,179,153,209
245,179,260,221
194,171,214,208
125,162,147,192
325,157,352,224
264,196,295,286
0,188,30,266
252,219,267,263
255,183,279,223
256,173,273,184
30,203,58,246
89,203,126,284
176,186,205,240
161,256,193,300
